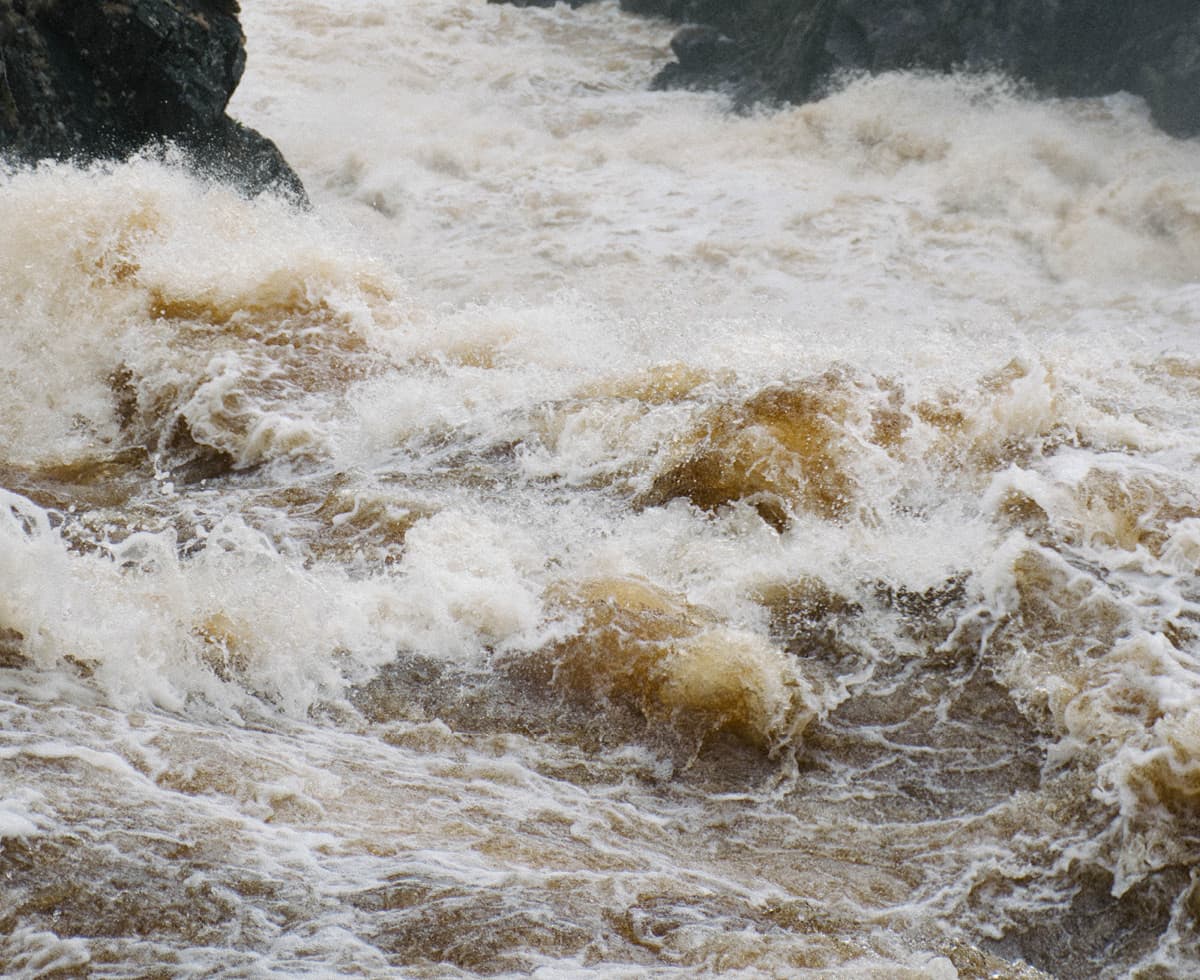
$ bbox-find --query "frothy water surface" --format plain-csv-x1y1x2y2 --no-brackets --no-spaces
3,1,1200,977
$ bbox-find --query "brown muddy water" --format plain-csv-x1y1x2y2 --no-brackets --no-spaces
2,1,1199,976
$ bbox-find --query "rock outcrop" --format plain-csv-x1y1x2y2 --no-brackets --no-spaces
506,0,1200,138
0,0,306,200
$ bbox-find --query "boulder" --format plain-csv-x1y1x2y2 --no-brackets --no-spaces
651,24,742,92
0,0,306,201
670,26,737,70
612,0,1200,137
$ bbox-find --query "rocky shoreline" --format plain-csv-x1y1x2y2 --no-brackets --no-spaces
0,0,305,200
500,0,1200,138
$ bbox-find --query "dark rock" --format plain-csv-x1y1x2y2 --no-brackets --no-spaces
0,0,306,201
651,24,744,93
604,0,1200,138
669,26,736,71
184,116,308,204
619,0,718,22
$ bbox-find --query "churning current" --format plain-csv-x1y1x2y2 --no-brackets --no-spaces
3,1,1200,977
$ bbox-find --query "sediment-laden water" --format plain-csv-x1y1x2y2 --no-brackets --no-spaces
3,2,1200,977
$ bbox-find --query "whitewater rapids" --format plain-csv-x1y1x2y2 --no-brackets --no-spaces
2,1,1199,977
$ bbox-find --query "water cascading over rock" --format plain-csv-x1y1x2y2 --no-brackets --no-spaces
499,0,1200,138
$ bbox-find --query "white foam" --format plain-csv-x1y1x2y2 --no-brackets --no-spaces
2,0,1199,974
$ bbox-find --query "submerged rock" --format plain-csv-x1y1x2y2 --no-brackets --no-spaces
0,0,306,201
545,0,1200,138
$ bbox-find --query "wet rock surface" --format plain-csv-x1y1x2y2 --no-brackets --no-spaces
513,0,1200,137
0,0,305,200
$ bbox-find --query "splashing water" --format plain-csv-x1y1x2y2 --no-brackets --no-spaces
3,1,1200,977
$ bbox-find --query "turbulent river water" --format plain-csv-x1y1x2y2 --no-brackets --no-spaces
4,1,1200,977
